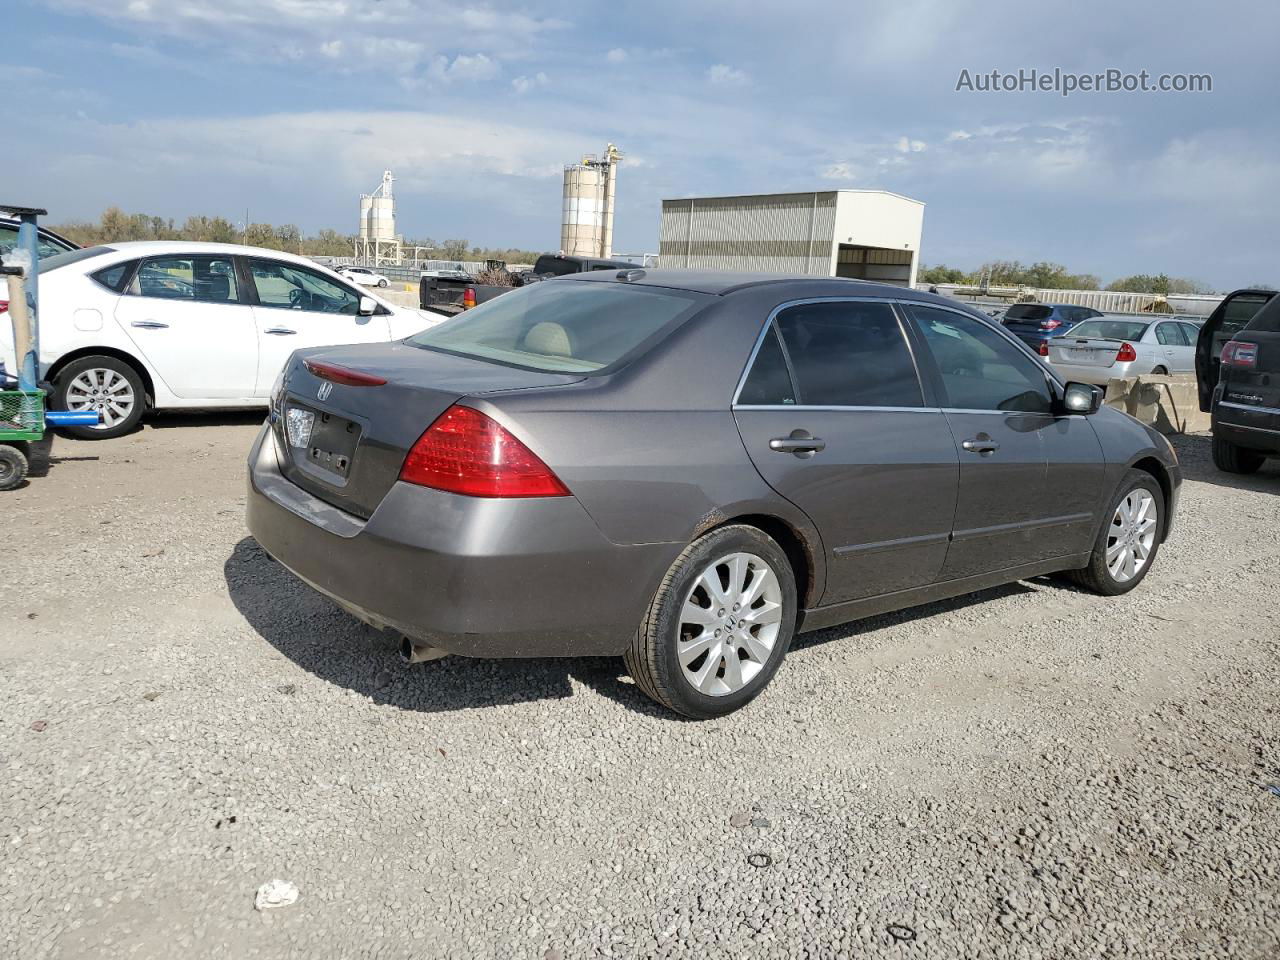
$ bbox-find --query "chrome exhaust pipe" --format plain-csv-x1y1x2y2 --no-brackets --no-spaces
399,636,448,664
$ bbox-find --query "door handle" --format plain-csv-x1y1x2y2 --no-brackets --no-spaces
264,327,297,335
961,435,1000,455
769,431,826,456
130,320,169,330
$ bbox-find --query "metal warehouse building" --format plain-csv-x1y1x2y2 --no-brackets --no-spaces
659,189,924,286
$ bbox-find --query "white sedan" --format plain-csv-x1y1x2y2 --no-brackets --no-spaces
1045,315,1201,386
0,241,445,438
337,265,390,288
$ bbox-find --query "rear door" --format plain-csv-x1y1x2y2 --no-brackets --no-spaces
1196,291,1276,411
904,304,1104,579
732,298,958,605
113,253,258,398
1153,320,1193,372
246,257,392,396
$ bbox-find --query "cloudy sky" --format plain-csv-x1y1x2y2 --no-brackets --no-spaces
6,0,1278,288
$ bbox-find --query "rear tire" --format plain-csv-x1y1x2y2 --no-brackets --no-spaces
1151,366,1168,375
0,445,29,491
378,279,388,288
625,524,797,719
1068,469,1165,596
52,355,147,440
1212,433,1265,474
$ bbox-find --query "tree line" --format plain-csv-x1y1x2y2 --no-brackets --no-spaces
49,208,545,264
917,259,1223,295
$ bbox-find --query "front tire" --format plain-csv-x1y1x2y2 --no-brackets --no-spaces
1068,469,1164,596
52,355,147,439
377,278,388,288
625,524,797,719
1212,433,1265,474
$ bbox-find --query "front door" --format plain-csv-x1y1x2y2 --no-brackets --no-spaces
732,299,959,605
245,257,391,396
114,253,258,398
904,304,1104,580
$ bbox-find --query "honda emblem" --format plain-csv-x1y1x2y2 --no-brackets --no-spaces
317,381,333,401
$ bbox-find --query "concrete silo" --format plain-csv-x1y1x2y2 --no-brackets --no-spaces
560,144,622,258
355,170,402,266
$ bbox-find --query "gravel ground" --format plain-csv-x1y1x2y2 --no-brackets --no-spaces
2,417,1279,959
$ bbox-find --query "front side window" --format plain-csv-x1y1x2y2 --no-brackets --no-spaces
1178,322,1203,342
770,300,922,407
909,305,1052,414
251,259,359,314
134,256,239,303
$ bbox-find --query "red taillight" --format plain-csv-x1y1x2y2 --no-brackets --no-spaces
462,287,477,309
1037,341,1049,357
399,405,570,498
1040,319,1062,330
1116,342,1138,363
303,359,388,386
1222,341,1258,368
0,300,7,314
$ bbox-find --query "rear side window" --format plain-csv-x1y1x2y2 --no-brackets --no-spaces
134,256,239,303
533,255,578,277
771,300,922,407
407,280,706,374
737,327,796,405
91,261,134,292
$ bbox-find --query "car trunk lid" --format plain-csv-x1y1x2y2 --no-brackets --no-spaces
273,342,584,517
1047,337,1123,368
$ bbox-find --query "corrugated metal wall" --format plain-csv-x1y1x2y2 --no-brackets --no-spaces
659,193,837,274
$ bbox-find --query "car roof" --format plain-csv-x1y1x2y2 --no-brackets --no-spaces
88,240,330,269
562,269,972,307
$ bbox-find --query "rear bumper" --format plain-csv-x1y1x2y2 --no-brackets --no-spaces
1213,402,1280,455
245,423,681,657
1048,360,1136,387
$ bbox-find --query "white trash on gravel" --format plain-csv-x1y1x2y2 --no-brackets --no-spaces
254,879,299,911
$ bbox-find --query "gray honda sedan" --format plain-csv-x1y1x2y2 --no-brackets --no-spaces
246,271,1181,718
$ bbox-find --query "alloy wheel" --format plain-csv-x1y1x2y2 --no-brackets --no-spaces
65,368,136,430
677,552,783,696
1106,488,1158,583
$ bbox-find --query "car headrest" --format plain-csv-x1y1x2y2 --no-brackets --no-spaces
523,321,572,357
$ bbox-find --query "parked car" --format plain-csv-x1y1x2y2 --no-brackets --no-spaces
338,265,390,288
420,254,640,314
247,270,1180,718
0,216,78,260
1045,316,1201,383
1198,291,1280,473
1002,303,1102,351
1195,288,1277,414
0,242,444,439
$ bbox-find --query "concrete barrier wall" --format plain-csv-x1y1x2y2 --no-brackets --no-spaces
1103,374,1209,435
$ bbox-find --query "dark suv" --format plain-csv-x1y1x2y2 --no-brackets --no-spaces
1196,289,1280,473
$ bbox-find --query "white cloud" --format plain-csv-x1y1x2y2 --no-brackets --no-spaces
606,48,628,63
428,52,499,84
319,40,343,59
895,137,926,153
707,63,749,86
512,72,549,95
821,162,858,181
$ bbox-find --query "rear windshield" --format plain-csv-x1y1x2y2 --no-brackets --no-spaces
1067,319,1149,341
38,245,117,273
1004,304,1051,321
406,280,707,374
1219,293,1272,336
1243,297,1280,334
533,255,579,277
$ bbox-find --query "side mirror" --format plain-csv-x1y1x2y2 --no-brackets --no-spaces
358,295,377,316
1062,381,1103,415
